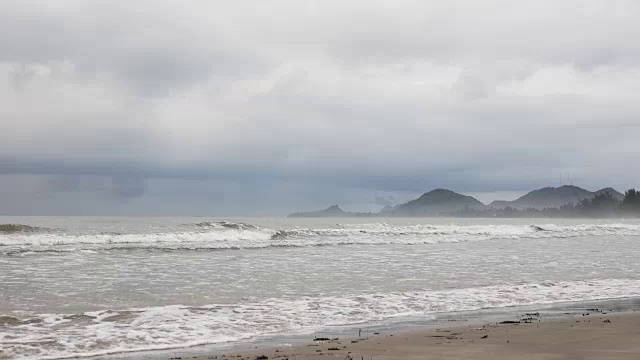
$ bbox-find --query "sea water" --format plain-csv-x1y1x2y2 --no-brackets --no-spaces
1,216,640,359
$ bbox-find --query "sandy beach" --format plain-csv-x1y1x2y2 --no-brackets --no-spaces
175,309,640,360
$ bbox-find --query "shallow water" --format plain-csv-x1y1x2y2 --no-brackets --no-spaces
1,216,640,359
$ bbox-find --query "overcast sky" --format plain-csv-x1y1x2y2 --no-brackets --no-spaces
1,0,639,215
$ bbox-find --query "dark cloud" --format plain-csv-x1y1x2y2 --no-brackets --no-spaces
45,174,145,201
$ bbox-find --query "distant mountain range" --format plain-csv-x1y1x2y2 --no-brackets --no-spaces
288,185,625,218
488,186,624,210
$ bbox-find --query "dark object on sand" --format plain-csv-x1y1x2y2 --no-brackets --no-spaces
313,337,331,341
499,321,520,324
256,356,268,360
328,347,340,351
481,335,488,339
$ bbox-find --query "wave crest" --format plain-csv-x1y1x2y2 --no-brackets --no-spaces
190,221,259,231
3,222,640,255
0,224,48,234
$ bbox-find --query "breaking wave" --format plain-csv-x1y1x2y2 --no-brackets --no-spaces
3,278,640,359
2,222,640,255
189,221,259,231
0,224,49,234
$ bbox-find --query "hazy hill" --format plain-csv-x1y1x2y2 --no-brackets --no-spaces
489,185,624,210
595,187,624,200
287,186,626,217
391,189,485,216
288,205,349,218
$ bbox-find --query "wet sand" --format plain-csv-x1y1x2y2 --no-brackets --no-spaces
174,310,640,360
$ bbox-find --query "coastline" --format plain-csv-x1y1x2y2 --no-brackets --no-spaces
188,309,640,360
123,297,640,360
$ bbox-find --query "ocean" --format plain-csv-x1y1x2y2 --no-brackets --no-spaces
2,216,640,359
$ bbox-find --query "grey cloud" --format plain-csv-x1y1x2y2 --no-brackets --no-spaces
0,2,270,95
1,0,640,215
451,71,490,100
45,174,145,201
8,64,36,91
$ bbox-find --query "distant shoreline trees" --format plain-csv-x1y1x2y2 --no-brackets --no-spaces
457,189,640,218
621,189,640,214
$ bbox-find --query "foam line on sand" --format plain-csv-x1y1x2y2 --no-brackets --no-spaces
168,309,640,360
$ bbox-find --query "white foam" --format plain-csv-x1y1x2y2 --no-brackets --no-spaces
3,278,640,359
2,223,640,254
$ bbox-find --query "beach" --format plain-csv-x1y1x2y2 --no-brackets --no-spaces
179,309,640,360
3,217,640,359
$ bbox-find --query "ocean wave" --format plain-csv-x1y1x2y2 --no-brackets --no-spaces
0,223,49,234
3,278,640,359
189,221,259,231
2,222,640,254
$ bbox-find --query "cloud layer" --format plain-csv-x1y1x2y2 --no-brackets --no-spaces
1,1,640,214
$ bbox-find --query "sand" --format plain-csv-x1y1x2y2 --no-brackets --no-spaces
173,309,640,360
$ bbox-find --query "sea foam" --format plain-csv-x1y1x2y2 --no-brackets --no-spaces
3,278,640,359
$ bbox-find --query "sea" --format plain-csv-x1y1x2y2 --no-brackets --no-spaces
2,216,640,359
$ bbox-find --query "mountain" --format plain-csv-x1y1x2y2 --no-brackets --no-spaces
287,186,626,217
489,185,624,210
391,189,485,216
595,187,624,200
287,189,485,217
288,205,349,218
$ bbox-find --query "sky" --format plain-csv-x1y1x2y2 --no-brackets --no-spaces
1,0,640,215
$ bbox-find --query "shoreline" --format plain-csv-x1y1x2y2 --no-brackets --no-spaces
168,306,640,360
115,297,640,360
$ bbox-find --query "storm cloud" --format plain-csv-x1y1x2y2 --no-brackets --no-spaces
1,0,640,215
